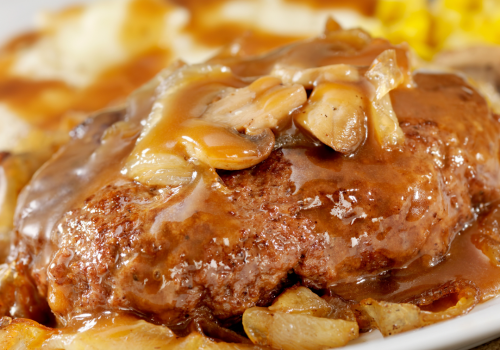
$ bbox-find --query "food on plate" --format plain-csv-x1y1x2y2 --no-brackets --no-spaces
359,281,478,336
2,0,500,349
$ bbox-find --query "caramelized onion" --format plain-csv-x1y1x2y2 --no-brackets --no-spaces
0,153,49,261
473,233,500,267
269,286,333,317
243,308,358,350
243,287,359,349
472,205,500,266
271,64,360,88
365,49,404,100
123,36,409,186
122,150,194,187
0,263,50,322
324,28,373,51
360,285,478,336
0,315,261,350
124,65,305,186
0,318,54,349
365,50,405,150
369,94,405,150
323,17,343,35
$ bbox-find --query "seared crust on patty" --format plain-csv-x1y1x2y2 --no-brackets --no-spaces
30,73,500,325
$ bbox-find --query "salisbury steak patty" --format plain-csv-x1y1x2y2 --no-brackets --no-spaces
15,73,498,325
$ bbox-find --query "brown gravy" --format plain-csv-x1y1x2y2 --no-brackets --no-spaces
284,0,377,17
2,0,500,342
14,60,500,331
0,0,380,133
0,0,170,130
330,219,500,303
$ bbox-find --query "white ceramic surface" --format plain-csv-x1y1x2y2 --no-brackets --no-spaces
345,296,500,350
1,1,500,349
0,0,97,45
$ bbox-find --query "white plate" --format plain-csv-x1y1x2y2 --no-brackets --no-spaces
346,297,500,350
0,0,96,45
1,1,500,349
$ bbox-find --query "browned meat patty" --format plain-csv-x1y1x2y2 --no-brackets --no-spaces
12,73,500,326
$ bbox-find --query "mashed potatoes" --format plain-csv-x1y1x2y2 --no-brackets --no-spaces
0,0,375,153
1,1,500,349
2,0,500,153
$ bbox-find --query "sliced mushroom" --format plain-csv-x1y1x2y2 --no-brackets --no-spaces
271,64,360,88
124,64,306,186
181,119,275,170
295,82,367,154
124,150,195,187
365,49,405,150
203,75,306,134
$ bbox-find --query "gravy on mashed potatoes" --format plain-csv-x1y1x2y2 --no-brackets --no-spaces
2,1,500,349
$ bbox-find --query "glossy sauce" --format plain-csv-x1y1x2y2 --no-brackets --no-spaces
173,0,308,55
0,0,170,130
9,26,500,333
284,0,377,16
175,0,377,51
0,48,170,128
128,68,248,164
0,0,373,133
330,220,500,303
3,0,500,341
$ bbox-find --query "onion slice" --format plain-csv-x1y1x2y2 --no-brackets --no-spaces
360,285,478,337
365,49,405,150
243,308,359,350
